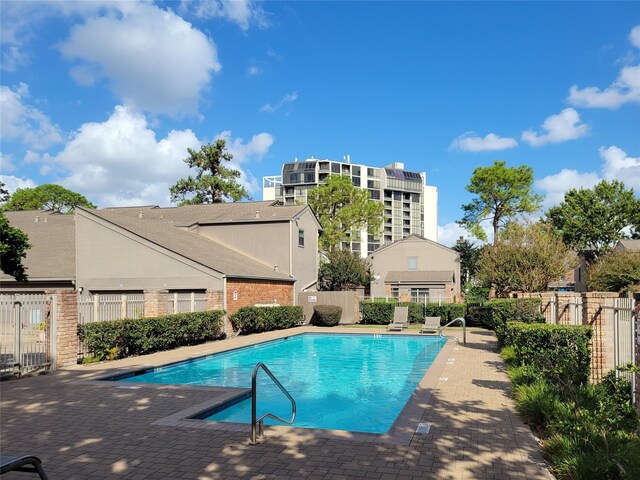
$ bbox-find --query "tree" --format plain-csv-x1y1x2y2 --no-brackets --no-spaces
458,161,543,245
307,175,383,253
546,180,639,261
1,184,96,213
476,221,576,296
587,251,640,294
318,250,373,291
0,183,31,281
452,237,481,286
169,140,249,205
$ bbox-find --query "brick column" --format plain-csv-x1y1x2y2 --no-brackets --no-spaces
46,289,78,368
581,292,618,382
635,313,639,414
555,292,575,325
206,289,224,310
144,289,168,318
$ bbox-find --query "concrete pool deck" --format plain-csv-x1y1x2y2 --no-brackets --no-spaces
0,327,553,479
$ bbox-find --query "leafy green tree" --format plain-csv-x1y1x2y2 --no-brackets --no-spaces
588,251,640,294
1,184,96,213
546,180,639,261
169,140,249,205
452,237,480,286
0,182,31,281
307,175,383,253
458,161,543,246
318,250,373,291
476,221,576,296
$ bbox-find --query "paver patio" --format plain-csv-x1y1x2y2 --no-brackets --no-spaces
0,327,552,479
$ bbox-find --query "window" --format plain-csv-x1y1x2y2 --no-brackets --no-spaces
391,287,399,298
411,288,429,303
298,229,305,247
407,256,417,271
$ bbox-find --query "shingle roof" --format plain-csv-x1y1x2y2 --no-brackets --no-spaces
2,211,75,280
85,209,293,281
103,201,311,227
616,239,640,252
385,271,454,283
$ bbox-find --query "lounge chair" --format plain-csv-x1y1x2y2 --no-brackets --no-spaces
0,455,49,479
387,306,409,331
420,316,442,335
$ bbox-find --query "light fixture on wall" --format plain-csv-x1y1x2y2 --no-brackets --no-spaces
78,287,84,294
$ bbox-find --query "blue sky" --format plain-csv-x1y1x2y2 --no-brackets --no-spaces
1,1,639,246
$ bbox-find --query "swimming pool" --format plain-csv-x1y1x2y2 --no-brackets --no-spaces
117,333,447,433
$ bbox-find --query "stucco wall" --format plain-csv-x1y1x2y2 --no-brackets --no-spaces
368,236,460,298
76,211,223,292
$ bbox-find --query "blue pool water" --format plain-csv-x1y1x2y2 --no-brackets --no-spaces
119,333,446,433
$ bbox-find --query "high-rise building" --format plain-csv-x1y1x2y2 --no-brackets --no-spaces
263,156,438,257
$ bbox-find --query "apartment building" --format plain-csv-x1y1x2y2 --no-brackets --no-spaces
263,156,438,257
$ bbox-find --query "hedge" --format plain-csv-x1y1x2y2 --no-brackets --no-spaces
229,306,303,334
311,305,342,326
78,310,225,361
360,302,465,325
467,298,543,345
505,322,593,386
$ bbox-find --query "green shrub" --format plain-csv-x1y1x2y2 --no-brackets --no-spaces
229,306,303,334
311,305,342,326
466,298,543,338
360,302,395,324
78,310,224,361
506,322,592,387
513,379,564,432
361,302,465,325
508,364,540,387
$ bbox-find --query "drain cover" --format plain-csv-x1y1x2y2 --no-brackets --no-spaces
415,423,432,434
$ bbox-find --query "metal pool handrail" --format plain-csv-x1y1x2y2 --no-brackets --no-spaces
441,317,466,345
250,362,297,444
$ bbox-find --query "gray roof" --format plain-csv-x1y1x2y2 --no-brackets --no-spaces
86,209,294,281
616,239,640,252
2,211,75,280
367,234,456,259
385,271,454,283
103,201,312,227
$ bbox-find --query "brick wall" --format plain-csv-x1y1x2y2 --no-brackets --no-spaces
143,289,168,318
206,290,224,310
581,292,618,382
46,289,78,368
226,279,293,317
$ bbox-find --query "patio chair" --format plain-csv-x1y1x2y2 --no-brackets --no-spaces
0,455,49,479
420,317,443,336
387,306,409,331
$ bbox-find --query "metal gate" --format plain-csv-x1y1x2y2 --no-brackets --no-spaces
605,297,636,406
0,294,52,376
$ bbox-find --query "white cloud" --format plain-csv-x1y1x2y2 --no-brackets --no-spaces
247,66,262,77
631,25,640,49
568,65,640,109
438,221,493,247
1,152,16,173
600,145,640,190
58,2,220,117
449,132,518,152
521,108,589,147
0,175,37,194
535,169,601,209
568,25,640,109
41,105,273,207
260,92,298,113
0,83,62,149
185,0,270,30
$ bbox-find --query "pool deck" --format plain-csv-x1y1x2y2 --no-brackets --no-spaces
0,327,553,479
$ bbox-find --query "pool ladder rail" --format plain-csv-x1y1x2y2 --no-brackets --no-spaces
250,362,297,444
440,317,466,345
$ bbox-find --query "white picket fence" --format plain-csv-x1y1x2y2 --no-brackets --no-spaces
166,292,206,314
77,293,145,325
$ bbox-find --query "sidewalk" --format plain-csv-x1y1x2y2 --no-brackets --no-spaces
0,327,552,479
